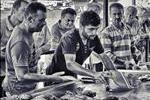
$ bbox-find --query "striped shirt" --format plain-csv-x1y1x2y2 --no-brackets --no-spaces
101,23,134,69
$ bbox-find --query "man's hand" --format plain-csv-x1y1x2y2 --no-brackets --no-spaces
19,94,32,100
50,72,76,83
94,72,107,84
60,76,77,82
52,71,65,76
124,60,136,69
36,48,43,59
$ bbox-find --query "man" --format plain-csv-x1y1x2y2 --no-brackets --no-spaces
51,8,77,50
29,0,52,58
2,2,74,95
137,7,150,36
135,8,150,63
54,11,104,78
45,8,77,78
124,6,140,64
124,6,139,37
33,25,51,60
0,0,29,97
101,3,135,69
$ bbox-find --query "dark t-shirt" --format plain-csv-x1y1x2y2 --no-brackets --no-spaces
51,20,75,50
50,29,104,77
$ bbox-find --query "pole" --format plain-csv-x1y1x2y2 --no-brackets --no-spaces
103,0,108,28
132,0,136,5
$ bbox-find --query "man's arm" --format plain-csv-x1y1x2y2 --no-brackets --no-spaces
60,35,97,78
64,54,96,78
11,42,74,83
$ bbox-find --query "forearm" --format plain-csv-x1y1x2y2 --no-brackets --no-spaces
39,43,51,54
105,51,125,66
20,73,62,83
51,37,59,50
67,62,95,78
0,51,5,59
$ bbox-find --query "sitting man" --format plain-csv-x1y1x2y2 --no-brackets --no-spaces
53,11,104,78
2,2,75,96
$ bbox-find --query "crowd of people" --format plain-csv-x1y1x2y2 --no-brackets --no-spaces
0,0,150,99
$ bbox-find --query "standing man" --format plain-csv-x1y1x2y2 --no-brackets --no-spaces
0,0,29,97
33,25,51,57
2,2,75,95
51,8,77,50
30,0,52,58
45,8,77,78
135,8,150,63
101,3,135,69
124,6,139,37
124,6,140,64
53,11,104,78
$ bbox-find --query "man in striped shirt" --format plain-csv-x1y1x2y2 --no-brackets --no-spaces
101,3,135,69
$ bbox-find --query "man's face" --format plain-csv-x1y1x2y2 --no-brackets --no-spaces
138,15,148,24
15,2,28,22
125,13,136,24
110,7,123,25
82,25,99,40
61,14,76,30
30,10,46,32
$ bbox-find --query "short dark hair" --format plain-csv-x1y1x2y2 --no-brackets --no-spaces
61,8,77,18
109,3,124,12
126,6,137,16
80,11,100,27
138,7,148,17
11,0,28,14
87,3,102,11
25,2,47,18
